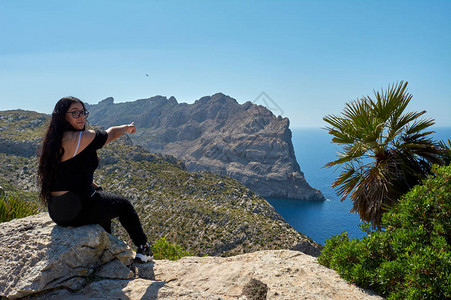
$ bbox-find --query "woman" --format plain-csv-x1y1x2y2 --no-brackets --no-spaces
38,96,152,263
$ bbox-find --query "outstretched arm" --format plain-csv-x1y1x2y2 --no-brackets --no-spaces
105,122,136,144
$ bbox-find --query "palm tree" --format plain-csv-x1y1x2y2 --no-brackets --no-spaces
323,81,443,227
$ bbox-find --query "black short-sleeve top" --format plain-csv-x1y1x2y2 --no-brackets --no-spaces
50,130,108,195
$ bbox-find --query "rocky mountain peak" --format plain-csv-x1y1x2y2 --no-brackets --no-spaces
210,92,238,104
86,94,325,201
168,95,178,104
193,93,239,107
98,97,115,105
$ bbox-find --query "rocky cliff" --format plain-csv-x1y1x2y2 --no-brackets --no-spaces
0,110,47,158
0,213,382,300
0,110,47,200
0,110,322,256
86,94,325,201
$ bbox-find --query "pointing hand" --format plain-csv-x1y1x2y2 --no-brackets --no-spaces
128,122,136,134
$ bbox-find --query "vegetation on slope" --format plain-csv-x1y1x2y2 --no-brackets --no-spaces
0,153,40,202
151,237,194,260
97,140,318,256
0,193,42,223
0,109,320,257
0,110,49,141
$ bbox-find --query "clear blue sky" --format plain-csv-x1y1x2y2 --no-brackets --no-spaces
1,0,450,128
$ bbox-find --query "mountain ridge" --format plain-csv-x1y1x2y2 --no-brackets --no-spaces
86,93,325,201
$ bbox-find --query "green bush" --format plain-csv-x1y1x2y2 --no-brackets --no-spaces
0,193,42,223
318,164,451,299
151,237,193,261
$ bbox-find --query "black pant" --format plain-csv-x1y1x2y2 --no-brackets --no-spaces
48,191,147,247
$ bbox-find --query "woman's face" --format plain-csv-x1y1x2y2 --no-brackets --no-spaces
65,102,87,131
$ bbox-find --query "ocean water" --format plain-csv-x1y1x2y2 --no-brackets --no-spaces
267,126,451,245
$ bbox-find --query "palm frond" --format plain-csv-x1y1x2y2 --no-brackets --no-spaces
438,139,451,165
405,118,435,135
323,114,347,130
332,164,363,200
371,81,411,123
390,111,426,135
325,152,359,167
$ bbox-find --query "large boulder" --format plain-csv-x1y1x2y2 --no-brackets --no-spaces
0,213,134,299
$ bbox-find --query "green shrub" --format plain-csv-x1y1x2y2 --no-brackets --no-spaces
151,237,193,260
0,193,42,223
318,164,451,299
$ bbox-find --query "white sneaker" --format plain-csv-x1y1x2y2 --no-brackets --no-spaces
135,243,153,263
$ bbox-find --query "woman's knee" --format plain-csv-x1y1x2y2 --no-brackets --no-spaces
98,192,135,212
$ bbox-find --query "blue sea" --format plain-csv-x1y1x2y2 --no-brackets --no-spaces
267,127,451,245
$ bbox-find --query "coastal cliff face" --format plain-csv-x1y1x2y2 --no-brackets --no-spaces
86,94,325,201
0,110,321,257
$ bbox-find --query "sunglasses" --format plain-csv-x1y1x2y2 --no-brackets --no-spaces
67,110,89,119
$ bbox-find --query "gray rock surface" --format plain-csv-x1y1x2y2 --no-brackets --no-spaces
0,213,134,299
86,94,325,201
0,137,39,157
0,214,382,300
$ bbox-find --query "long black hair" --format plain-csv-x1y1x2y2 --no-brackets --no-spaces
38,96,87,204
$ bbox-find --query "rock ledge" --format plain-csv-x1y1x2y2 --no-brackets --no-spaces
0,214,381,299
